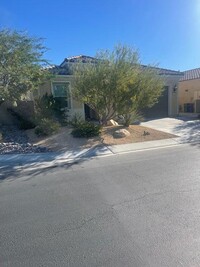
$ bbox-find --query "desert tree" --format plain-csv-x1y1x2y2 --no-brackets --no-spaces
73,44,164,126
0,29,50,102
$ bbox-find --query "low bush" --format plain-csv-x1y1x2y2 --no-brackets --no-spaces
117,110,143,127
69,113,84,128
71,121,101,138
35,118,60,137
34,94,69,125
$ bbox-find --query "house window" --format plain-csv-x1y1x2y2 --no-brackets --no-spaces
52,82,71,108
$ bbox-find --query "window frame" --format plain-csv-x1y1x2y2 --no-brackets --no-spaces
51,81,71,109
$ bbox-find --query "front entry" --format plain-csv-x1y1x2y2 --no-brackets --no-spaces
84,104,98,120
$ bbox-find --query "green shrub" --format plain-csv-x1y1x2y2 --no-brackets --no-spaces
69,113,84,128
118,110,143,127
34,94,69,125
35,118,60,136
71,121,101,138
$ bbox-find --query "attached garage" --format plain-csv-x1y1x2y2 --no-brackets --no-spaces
142,68,184,119
143,86,169,118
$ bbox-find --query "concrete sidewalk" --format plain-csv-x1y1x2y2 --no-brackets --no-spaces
0,136,190,172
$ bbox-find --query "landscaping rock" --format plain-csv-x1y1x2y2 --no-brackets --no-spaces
0,125,51,154
113,129,130,138
107,119,119,126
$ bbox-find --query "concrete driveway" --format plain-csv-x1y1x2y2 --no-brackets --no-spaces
141,117,200,143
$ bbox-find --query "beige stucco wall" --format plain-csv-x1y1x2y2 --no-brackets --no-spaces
38,81,52,97
33,74,181,120
178,79,200,113
163,75,182,116
37,75,85,119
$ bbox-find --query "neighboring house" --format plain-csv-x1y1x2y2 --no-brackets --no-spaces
178,68,200,114
33,55,184,120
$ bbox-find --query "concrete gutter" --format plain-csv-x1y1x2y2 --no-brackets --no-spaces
0,137,190,171
1,136,199,177
107,137,181,154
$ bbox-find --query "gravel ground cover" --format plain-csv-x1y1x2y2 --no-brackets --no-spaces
0,126,51,154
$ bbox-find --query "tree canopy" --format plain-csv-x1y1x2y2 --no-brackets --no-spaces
0,29,50,101
73,44,164,126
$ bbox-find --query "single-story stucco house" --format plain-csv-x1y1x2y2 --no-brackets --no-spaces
0,55,184,125
178,68,200,114
31,55,184,120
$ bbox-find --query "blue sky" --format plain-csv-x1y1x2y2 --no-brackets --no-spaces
0,0,200,71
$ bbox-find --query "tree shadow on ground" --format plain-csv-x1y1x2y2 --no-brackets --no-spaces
0,144,110,182
174,119,200,147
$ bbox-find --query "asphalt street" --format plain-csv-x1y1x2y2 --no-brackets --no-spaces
1,144,200,266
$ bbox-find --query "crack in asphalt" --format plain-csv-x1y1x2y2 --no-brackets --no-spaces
110,188,200,209
54,209,114,234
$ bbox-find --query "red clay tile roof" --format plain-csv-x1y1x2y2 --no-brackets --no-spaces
180,68,200,81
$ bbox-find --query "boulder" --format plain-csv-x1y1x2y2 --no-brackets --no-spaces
113,129,130,138
107,119,119,126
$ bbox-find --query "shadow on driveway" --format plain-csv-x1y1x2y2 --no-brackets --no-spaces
174,119,200,145
142,117,200,145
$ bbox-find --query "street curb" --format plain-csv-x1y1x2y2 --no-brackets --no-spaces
0,137,200,167
0,138,200,177
0,138,199,171
3,141,195,175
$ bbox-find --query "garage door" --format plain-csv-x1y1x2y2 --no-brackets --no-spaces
142,86,169,118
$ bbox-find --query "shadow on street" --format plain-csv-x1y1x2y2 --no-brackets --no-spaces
0,144,109,182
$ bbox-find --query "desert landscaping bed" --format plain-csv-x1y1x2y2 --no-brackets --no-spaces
101,125,177,145
0,124,177,154
25,125,177,153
